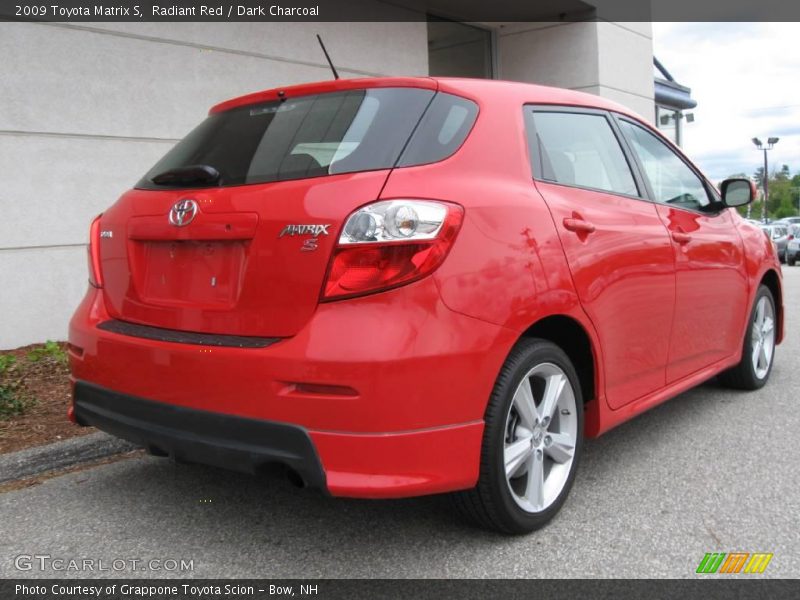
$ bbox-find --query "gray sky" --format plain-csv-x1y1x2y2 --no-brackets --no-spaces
652,22,800,183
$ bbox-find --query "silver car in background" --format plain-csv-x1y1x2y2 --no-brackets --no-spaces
785,224,800,266
761,224,789,263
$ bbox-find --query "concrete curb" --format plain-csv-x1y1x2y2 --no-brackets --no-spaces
0,432,138,484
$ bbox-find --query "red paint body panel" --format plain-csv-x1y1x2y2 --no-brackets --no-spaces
311,422,484,498
69,77,784,498
655,206,749,382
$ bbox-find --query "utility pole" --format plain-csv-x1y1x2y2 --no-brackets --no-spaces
752,137,779,222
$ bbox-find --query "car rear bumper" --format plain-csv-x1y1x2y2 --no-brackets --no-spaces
73,380,327,490
68,281,514,498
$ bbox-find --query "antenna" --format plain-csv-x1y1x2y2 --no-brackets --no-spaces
316,34,340,80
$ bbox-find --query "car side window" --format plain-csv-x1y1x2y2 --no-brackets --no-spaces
526,110,639,197
618,119,711,212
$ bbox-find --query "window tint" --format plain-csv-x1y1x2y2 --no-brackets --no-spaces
397,93,478,167
137,88,435,189
527,111,638,196
619,120,711,211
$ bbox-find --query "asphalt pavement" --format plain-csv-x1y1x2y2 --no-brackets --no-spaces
1,268,798,579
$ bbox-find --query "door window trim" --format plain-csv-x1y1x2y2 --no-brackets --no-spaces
611,113,725,217
523,104,648,202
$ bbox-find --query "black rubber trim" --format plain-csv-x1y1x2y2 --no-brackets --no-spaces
97,319,280,348
73,381,327,491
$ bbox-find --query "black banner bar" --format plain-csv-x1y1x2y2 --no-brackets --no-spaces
2,579,800,600
4,0,800,22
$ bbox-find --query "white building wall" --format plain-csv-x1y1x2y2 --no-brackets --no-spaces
497,22,601,91
497,21,654,121
0,20,428,349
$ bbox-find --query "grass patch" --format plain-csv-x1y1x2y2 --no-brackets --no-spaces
0,342,67,420
0,354,32,418
0,385,29,418
0,340,81,453
27,340,68,365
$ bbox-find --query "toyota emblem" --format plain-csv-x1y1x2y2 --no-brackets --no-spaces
168,199,199,227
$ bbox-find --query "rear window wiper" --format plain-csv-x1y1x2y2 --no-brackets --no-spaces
150,165,220,187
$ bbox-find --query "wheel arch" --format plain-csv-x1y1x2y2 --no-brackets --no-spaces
515,314,605,437
760,269,784,344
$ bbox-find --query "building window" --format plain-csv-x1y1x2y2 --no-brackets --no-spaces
427,17,493,79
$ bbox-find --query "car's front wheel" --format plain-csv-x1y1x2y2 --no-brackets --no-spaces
452,338,583,534
719,285,776,390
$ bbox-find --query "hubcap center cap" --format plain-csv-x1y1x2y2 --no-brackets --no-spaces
532,427,544,445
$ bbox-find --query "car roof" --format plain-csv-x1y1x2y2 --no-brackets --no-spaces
210,76,645,121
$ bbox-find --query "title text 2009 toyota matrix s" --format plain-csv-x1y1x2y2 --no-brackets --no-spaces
68,78,783,534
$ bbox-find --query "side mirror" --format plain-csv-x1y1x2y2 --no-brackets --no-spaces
720,178,756,207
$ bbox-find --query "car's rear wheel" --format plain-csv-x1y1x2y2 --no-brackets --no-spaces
719,285,776,390
787,251,796,267
452,338,583,534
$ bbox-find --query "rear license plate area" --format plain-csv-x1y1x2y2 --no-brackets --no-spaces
134,241,247,307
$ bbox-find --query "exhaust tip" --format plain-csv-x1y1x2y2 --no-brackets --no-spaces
254,462,307,489
146,445,169,457
285,468,306,489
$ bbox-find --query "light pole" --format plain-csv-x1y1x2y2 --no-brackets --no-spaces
752,137,779,222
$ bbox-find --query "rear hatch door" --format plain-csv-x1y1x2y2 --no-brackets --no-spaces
97,84,436,337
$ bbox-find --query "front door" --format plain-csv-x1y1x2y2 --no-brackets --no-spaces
617,118,749,382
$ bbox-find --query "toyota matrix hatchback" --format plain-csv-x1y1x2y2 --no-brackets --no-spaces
69,78,783,534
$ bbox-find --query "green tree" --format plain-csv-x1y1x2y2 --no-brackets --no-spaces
744,166,800,220
766,166,799,218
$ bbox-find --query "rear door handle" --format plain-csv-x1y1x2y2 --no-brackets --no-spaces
671,231,692,244
563,218,596,234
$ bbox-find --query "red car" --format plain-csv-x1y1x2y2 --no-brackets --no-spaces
68,77,783,534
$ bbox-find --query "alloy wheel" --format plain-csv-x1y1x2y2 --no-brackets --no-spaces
751,295,775,380
503,363,578,513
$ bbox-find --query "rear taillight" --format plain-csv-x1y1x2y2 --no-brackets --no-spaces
322,199,463,301
87,214,104,288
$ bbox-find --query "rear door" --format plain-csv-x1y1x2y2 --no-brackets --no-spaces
616,118,748,382
525,107,676,409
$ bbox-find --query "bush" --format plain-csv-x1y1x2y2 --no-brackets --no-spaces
0,355,29,418
27,340,67,365
0,384,28,418
0,354,16,374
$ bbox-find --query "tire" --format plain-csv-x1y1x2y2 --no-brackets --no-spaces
718,285,777,390
452,338,583,534
788,253,796,267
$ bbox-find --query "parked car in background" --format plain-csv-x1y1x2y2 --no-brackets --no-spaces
761,224,789,262
777,216,800,226
786,224,800,266
67,78,784,534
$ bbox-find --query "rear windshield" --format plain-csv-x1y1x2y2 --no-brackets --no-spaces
137,88,477,189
